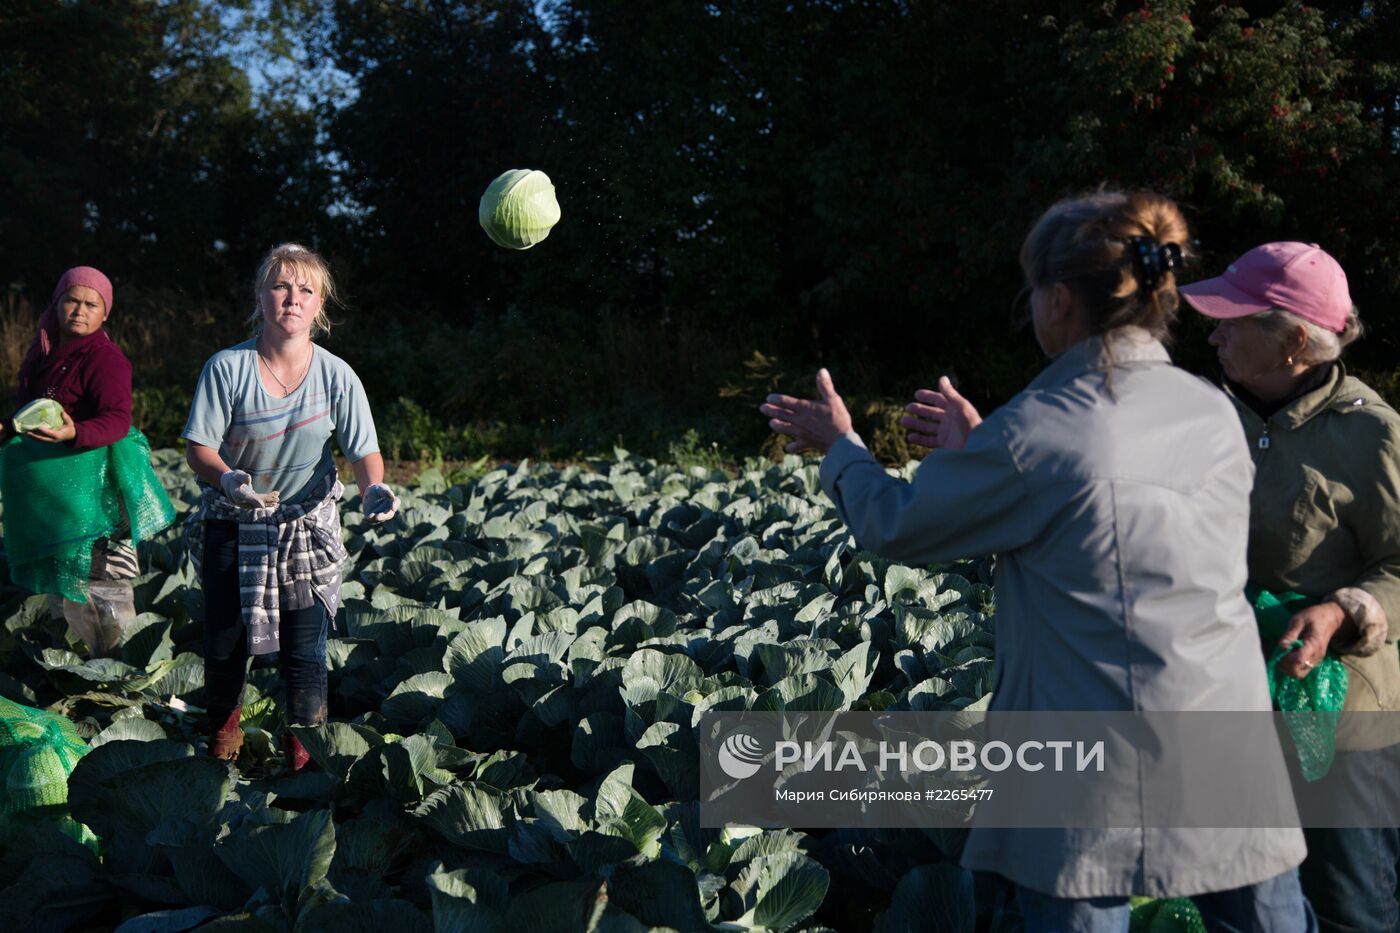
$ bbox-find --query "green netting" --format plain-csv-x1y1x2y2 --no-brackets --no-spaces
1129,896,1206,933
1247,585,1348,782
0,427,175,603
1247,586,1315,644
0,696,96,851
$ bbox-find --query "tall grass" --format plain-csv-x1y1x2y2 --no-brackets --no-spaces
0,292,35,390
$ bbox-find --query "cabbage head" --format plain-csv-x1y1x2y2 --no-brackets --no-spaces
478,169,561,249
13,399,65,433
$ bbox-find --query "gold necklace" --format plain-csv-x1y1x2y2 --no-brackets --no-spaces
257,338,313,396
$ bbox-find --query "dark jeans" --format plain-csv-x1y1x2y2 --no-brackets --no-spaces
1295,741,1400,933
202,520,329,726
1301,827,1399,933
1016,869,1318,933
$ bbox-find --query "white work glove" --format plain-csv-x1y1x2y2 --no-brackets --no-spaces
363,483,399,524
220,470,281,509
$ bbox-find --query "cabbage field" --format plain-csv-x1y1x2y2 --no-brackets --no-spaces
0,450,1014,932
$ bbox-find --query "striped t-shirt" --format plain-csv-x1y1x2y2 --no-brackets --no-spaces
182,338,379,504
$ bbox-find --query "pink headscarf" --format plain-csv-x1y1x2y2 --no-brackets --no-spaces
18,266,115,391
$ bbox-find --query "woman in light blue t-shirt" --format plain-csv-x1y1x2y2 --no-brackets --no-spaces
182,242,400,772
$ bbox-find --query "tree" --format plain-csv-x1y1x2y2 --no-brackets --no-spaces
326,0,558,310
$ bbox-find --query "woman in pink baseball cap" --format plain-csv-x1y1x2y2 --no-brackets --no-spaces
1182,242,1400,933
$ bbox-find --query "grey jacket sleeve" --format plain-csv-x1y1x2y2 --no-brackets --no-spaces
819,420,1046,565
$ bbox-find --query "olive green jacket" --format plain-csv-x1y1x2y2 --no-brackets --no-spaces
1228,364,1400,746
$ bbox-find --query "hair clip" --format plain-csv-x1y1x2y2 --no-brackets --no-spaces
1127,237,1184,288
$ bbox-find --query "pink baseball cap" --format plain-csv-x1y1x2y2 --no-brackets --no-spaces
1179,242,1351,333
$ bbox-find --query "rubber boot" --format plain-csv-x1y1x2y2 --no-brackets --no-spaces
282,732,312,773
208,707,243,762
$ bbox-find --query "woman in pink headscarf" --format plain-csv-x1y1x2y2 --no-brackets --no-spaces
3,266,149,649
6,266,133,450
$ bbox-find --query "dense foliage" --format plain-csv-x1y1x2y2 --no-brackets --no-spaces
2,1,1398,453
0,452,1010,931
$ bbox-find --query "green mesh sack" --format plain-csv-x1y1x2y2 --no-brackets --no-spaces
0,427,175,603
0,696,96,852
1247,585,1348,782
1246,586,1315,644
1129,897,1206,933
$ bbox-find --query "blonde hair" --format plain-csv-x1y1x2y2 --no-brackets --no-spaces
246,242,338,338
1020,190,1194,343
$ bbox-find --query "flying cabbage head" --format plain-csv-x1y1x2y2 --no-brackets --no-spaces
478,169,561,250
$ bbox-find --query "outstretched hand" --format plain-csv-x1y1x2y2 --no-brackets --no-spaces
219,470,281,510
900,376,982,452
364,482,400,524
759,368,854,454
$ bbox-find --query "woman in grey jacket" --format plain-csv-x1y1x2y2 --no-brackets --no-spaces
761,191,1314,931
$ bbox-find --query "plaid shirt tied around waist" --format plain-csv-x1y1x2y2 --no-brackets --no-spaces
186,473,348,656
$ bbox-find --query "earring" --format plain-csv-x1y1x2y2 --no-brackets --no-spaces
1286,356,1294,366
